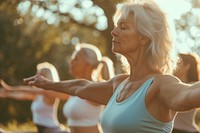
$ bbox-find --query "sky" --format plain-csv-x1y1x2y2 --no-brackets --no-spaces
155,0,191,20
155,0,193,53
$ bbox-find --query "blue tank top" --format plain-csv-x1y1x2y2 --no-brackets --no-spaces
100,77,173,133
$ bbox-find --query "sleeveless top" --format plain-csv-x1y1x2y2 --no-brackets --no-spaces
173,109,199,132
100,77,173,133
63,96,102,126
31,95,60,127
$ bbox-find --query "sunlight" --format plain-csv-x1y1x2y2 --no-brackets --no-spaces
17,1,31,16
155,0,191,20
16,0,200,53
155,0,192,53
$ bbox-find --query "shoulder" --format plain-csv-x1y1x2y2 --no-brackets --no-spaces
152,74,182,94
154,74,181,86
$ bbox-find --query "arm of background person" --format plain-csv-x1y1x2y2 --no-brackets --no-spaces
1,79,69,100
0,80,36,100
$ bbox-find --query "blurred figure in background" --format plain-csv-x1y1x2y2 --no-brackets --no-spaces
172,53,200,133
63,43,115,133
0,62,69,133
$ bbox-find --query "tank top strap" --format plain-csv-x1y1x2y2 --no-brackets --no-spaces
139,77,154,97
114,78,129,94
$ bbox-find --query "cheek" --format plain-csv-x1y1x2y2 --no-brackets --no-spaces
69,62,77,73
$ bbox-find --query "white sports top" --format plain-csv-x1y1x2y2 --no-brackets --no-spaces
31,95,60,127
63,96,102,126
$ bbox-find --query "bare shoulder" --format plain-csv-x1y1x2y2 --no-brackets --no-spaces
153,74,182,92
154,74,180,84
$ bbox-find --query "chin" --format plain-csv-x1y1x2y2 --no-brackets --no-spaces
112,48,122,55
112,46,120,53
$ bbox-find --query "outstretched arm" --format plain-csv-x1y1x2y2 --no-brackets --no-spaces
0,91,35,100
24,74,118,105
1,80,69,100
0,80,36,100
159,75,200,111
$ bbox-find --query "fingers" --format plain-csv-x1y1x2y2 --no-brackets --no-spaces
23,74,43,86
23,75,37,85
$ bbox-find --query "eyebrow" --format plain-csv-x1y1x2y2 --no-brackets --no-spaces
117,20,127,26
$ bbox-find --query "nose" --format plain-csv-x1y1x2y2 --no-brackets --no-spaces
111,27,118,37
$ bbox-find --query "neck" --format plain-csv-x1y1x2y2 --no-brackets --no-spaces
127,52,153,80
126,47,156,81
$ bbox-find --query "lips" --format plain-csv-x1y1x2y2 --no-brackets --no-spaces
112,40,119,44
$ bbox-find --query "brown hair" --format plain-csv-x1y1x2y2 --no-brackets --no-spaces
179,53,200,82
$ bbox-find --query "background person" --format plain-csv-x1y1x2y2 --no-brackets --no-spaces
172,53,200,133
0,62,69,133
63,43,115,133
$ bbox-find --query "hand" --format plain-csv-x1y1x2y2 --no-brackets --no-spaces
0,80,14,91
23,74,52,90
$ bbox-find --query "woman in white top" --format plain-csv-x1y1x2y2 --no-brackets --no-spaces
63,43,115,133
172,53,200,133
0,62,69,133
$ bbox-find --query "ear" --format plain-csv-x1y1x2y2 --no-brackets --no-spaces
139,35,150,45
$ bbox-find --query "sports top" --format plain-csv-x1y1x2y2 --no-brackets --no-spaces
100,77,173,133
63,96,102,126
31,95,59,127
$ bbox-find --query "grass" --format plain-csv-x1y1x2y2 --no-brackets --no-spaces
0,121,36,132
0,121,69,133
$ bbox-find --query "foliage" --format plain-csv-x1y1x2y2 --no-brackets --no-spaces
174,0,200,54
0,120,36,131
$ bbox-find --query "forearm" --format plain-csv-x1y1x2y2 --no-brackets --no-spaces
0,92,35,100
42,79,91,96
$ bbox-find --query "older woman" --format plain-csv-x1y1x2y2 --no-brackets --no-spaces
63,43,115,133
23,0,200,132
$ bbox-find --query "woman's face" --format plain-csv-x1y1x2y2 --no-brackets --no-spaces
68,50,88,78
111,16,142,56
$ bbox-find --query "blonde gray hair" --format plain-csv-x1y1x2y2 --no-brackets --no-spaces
37,62,60,82
75,43,102,68
113,0,177,74
75,43,115,81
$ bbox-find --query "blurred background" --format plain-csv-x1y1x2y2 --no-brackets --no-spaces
0,0,200,131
